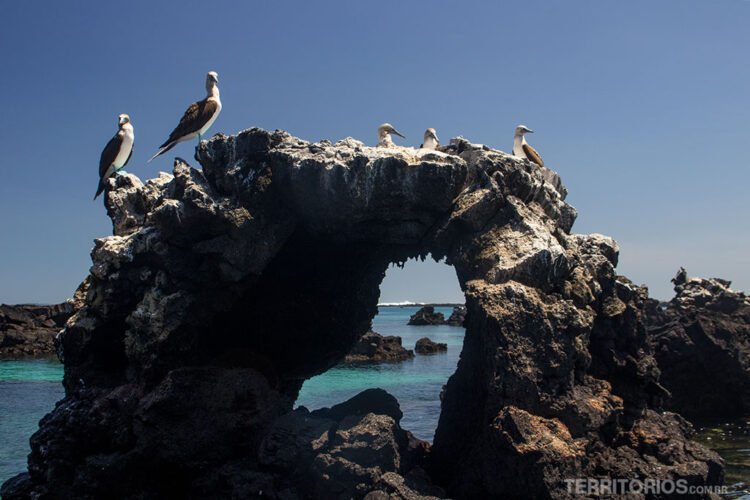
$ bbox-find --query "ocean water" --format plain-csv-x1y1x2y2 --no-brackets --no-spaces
0,360,64,487
296,306,463,441
1,306,748,496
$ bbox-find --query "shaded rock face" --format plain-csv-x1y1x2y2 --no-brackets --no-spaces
0,303,74,358
407,306,444,325
259,389,443,499
414,337,447,355
645,269,750,420
345,330,414,364
2,129,723,499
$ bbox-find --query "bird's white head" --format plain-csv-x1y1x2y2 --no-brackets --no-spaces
378,123,405,141
118,114,131,126
424,128,439,143
515,124,534,136
206,71,219,92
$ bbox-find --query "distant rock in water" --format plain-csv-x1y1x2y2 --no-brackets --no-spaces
2,128,723,499
415,337,448,355
408,306,445,325
444,305,466,326
0,303,73,358
645,267,750,420
344,330,414,364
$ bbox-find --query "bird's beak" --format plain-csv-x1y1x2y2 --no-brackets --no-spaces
393,129,405,139
526,129,534,134
434,133,440,142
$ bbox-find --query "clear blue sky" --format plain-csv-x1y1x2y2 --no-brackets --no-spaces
1,0,748,304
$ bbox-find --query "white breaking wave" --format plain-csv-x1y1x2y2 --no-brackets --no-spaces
377,301,425,307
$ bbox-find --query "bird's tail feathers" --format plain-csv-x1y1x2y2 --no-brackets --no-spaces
94,180,105,201
148,141,176,162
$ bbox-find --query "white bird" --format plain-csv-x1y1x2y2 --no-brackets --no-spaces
377,123,405,147
420,128,440,150
512,125,544,167
95,114,134,200
149,71,222,162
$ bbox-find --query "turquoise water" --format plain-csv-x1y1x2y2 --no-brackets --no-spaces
0,359,64,488
297,306,463,441
2,307,748,497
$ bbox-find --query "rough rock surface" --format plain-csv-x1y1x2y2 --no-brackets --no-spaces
444,305,466,327
0,303,74,358
414,338,447,355
345,330,415,364
2,129,723,499
645,268,750,420
407,306,444,326
259,389,443,499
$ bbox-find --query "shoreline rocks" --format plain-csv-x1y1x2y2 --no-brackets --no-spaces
0,303,73,359
645,268,750,420
344,330,415,364
415,337,448,355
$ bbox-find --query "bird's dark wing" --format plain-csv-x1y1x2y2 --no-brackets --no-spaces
160,98,218,147
99,132,122,178
522,143,545,167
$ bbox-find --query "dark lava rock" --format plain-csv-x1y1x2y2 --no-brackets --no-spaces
2,129,723,499
444,305,466,327
414,337,447,355
645,268,750,420
0,302,74,358
260,389,444,499
408,306,445,326
344,330,414,364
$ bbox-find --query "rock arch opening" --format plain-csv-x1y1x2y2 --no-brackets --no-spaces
296,258,466,441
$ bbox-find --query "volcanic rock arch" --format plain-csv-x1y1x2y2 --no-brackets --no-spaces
1,129,722,499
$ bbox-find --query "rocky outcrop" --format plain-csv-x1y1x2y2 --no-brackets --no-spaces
407,306,444,326
645,268,750,420
260,389,443,499
344,330,414,364
0,303,74,358
444,305,466,327
2,129,723,499
414,338,447,355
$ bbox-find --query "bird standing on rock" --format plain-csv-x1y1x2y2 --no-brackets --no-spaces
377,123,405,147
513,125,544,167
420,128,440,149
94,114,134,200
149,71,222,162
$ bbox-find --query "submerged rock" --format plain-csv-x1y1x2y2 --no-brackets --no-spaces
414,337,447,355
645,268,750,420
407,306,445,325
2,128,723,499
0,303,74,358
344,330,415,364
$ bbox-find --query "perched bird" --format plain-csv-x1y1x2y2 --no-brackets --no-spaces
377,123,405,147
420,128,440,149
94,114,134,200
149,71,222,162
512,125,544,167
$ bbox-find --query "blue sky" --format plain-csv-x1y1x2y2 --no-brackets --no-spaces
0,0,748,303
